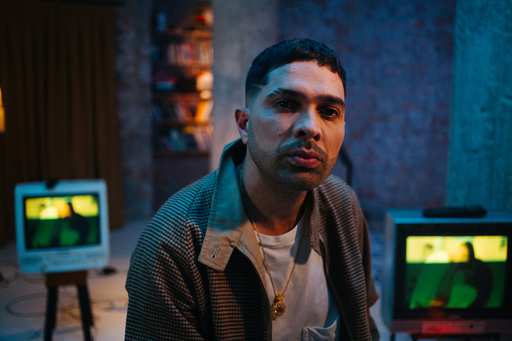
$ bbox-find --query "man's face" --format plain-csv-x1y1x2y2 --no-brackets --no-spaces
241,61,346,192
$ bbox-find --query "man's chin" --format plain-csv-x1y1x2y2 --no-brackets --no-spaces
278,171,329,192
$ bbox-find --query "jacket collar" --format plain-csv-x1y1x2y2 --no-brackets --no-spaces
198,139,267,283
198,139,325,280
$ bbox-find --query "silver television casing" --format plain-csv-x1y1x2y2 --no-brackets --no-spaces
15,179,110,273
381,209,512,335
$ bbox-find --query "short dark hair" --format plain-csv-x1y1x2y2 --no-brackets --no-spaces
245,38,346,106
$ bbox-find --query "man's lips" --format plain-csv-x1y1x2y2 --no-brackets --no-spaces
288,150,322,168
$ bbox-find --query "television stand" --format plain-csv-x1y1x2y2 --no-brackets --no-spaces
44,270,93,341
390,333,501,341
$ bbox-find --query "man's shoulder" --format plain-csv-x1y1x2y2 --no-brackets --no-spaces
321,174,349,187
316,174,355,201
140,171,218,248
314,175,364,225
156,170,217,219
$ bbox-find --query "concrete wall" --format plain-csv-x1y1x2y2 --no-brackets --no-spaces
211,0,278,167
117,0,512,226
117,0,153,221
211,0,456,230
447,0,512,210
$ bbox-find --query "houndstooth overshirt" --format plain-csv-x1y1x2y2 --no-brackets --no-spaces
125,139,380,340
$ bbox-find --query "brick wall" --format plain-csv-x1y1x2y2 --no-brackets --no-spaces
116,0,153,220
116,0,457,227
278,0,456,229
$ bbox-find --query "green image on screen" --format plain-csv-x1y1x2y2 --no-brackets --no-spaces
24,194,100,249
405,236,508,309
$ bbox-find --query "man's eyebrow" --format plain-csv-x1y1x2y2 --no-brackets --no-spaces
268,88,345,108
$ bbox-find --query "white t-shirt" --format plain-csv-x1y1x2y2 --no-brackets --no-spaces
256,218,340,341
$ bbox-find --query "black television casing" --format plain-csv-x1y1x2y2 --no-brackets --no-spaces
381,209,512,335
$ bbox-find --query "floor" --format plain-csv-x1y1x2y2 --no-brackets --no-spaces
0,219,506,341
0,220,146,341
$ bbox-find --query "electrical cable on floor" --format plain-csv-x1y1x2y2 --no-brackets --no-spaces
14,323,46,341
5,292,47,318
2,260,128,340
19,272,45,284
0,260,44,288
59,293,129,324
23,323,45,341
4,287,128,328
5,290,100,341
5,291,76,318
0,260,21,288
0,272,19,288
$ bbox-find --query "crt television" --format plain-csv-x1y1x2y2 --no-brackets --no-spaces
381,209,512,335
15,179,110,273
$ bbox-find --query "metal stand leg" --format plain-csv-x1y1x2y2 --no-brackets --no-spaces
44,271,93,341
77,284,93,341
44,286,58,341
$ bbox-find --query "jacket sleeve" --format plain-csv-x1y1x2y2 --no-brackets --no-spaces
349,187,380,341
125,227,207,341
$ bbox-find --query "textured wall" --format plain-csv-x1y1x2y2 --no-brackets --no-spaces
117,0,153,220
116,0,459,225
211,0,456,229
281,0,455,216
314,0,455,218
447,0,512,210
211,0,279,168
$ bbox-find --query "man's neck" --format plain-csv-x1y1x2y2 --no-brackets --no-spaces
241,163,307,236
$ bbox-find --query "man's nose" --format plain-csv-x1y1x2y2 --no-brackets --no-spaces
293,107,322,141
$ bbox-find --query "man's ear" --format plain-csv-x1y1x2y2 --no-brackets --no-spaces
235,106,250,144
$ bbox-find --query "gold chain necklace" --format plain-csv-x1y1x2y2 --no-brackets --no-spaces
240,173,304,319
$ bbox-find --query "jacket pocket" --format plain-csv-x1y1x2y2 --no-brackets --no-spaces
301,316,339,341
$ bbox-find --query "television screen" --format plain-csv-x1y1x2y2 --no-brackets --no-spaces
382,210,512,335
22,194,101,250
15,180,110,273
406,235,508,310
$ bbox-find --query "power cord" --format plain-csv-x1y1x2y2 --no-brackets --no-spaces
0,260,44,289
1,260,126,341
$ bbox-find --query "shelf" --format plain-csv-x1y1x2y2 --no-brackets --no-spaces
153,149,210,157
153,28,212,40
152,91,205,99
151,3,213,211
154,61,212,70
153,119,211,127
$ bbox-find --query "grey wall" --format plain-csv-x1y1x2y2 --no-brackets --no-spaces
117,0,153,220
116,0,511,226
211,0,456,230
447,0,512,210
211,0,278,168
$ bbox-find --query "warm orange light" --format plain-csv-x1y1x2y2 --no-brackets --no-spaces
0,87,5,133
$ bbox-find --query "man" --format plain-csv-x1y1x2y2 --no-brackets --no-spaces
125,38,379,340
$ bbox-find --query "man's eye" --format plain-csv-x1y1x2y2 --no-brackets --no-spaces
275,99,296,111
319,108,339,118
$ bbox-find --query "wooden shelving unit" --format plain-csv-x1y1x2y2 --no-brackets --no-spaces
151,3,213,211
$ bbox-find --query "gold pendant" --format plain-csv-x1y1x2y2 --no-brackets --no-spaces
271,294,286,319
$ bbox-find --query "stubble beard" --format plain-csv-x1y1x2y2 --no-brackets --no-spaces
247,133,337,192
